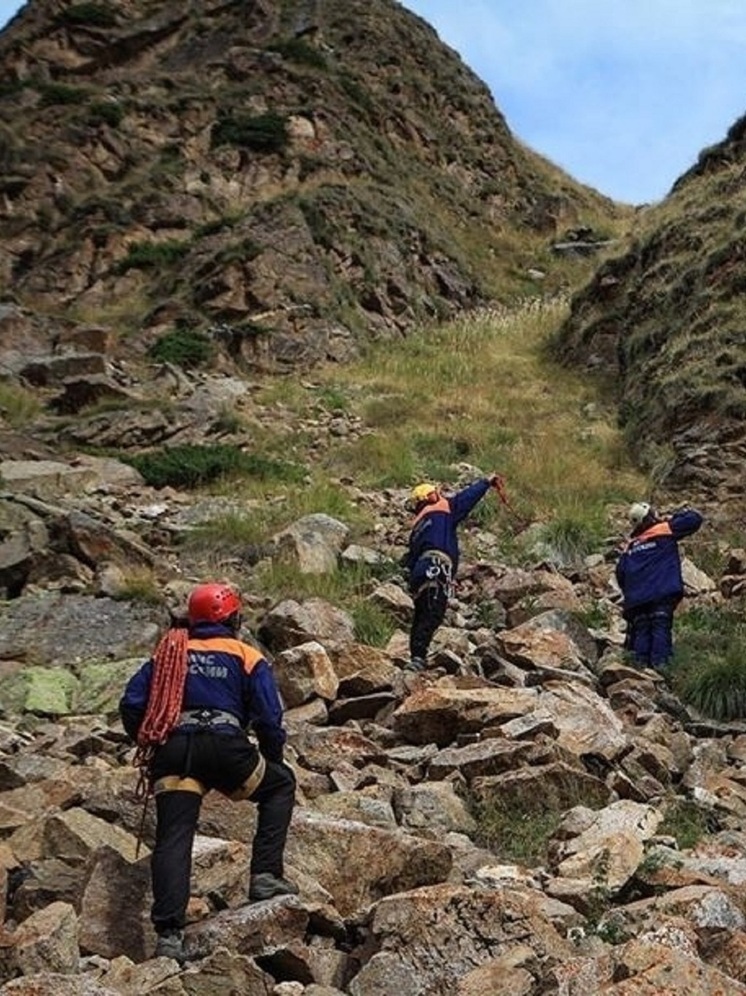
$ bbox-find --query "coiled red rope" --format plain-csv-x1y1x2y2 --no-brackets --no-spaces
133,626,189,802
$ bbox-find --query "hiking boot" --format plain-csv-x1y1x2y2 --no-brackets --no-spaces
249,872,299,902
155,928,187,964
404,657,426,672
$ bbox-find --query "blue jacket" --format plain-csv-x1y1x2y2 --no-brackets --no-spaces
406,478,492,588
615,509,703,610
119,621,287,762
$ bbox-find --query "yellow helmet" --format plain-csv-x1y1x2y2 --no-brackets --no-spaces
411,482,438,506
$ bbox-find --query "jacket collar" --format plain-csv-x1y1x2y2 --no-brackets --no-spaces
189,621,236,639
412,495,451,525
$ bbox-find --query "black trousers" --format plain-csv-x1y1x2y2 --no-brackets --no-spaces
409,581,449,660
149,732,295,932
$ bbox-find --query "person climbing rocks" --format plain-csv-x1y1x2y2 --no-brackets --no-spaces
119,582,297,964
615,502,703,671
404,474,503,672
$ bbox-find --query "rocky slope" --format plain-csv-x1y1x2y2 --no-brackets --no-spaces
553,114,746,522
2,2,746,993
0,0,623,374
1,447,746,993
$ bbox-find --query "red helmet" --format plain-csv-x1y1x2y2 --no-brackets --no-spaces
187,583,241,624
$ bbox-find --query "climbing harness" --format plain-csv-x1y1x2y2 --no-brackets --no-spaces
415,551,454,599
175,708,242,731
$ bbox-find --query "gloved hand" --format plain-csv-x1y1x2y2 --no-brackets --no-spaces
489,473,505,490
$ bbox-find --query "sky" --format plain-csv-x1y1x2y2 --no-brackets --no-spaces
2,1,746,204
401,0,746,204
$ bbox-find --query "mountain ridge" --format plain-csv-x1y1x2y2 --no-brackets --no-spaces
553,114,746,523
0,0,626,374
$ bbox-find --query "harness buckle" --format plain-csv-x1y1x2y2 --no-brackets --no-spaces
177,708,241,731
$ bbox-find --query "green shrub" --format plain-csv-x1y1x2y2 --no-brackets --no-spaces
670,605,746,720
148,329,214,369
195,219,228,238
152,143,185,179
124,444,304,490
267,38,328,69
194,214,244,238
337,73,374,114
215,237,262,266
255,559,376,607
658,798,710,849
73,195,133,226
0,80,27,99
183,512,269,554
574,601,612,631
37,82,89,106
327,432,420,487
297,196,338,248
297,153,322,181
315,387,349,412
352,600,398,647
677,649,746,721
536,513,604,564
470,773,607,866
113,570,162,605
211,112,289,154
87,100,123,128
114,240,189,274
363,394,420,428
212,404,245,434
0,382,41,426
413,431,475,474
56,2,117,26
471,796,564,867
475,600,504,629
183,474,367,556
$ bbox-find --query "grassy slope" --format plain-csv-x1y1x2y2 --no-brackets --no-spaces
181,296,648,590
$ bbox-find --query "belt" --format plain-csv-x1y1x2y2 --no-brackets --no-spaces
176,708,242,730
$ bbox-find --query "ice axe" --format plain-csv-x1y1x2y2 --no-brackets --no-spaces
491,474,531,532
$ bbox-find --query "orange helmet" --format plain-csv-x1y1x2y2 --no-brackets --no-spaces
187,582,241,624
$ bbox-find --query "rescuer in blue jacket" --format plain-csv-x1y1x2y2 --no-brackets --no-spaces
404,475,501,671
615,502,703,669
119,582,297,963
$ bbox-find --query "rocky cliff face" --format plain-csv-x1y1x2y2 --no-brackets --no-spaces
552,114,746,522
0,0,621,372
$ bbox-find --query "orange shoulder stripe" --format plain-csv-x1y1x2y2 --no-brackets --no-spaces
412,496,451,526
622,521,674,550
187,637,265,674
635,522,673,542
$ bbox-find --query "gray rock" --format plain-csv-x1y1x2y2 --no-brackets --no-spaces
0,594,160,667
